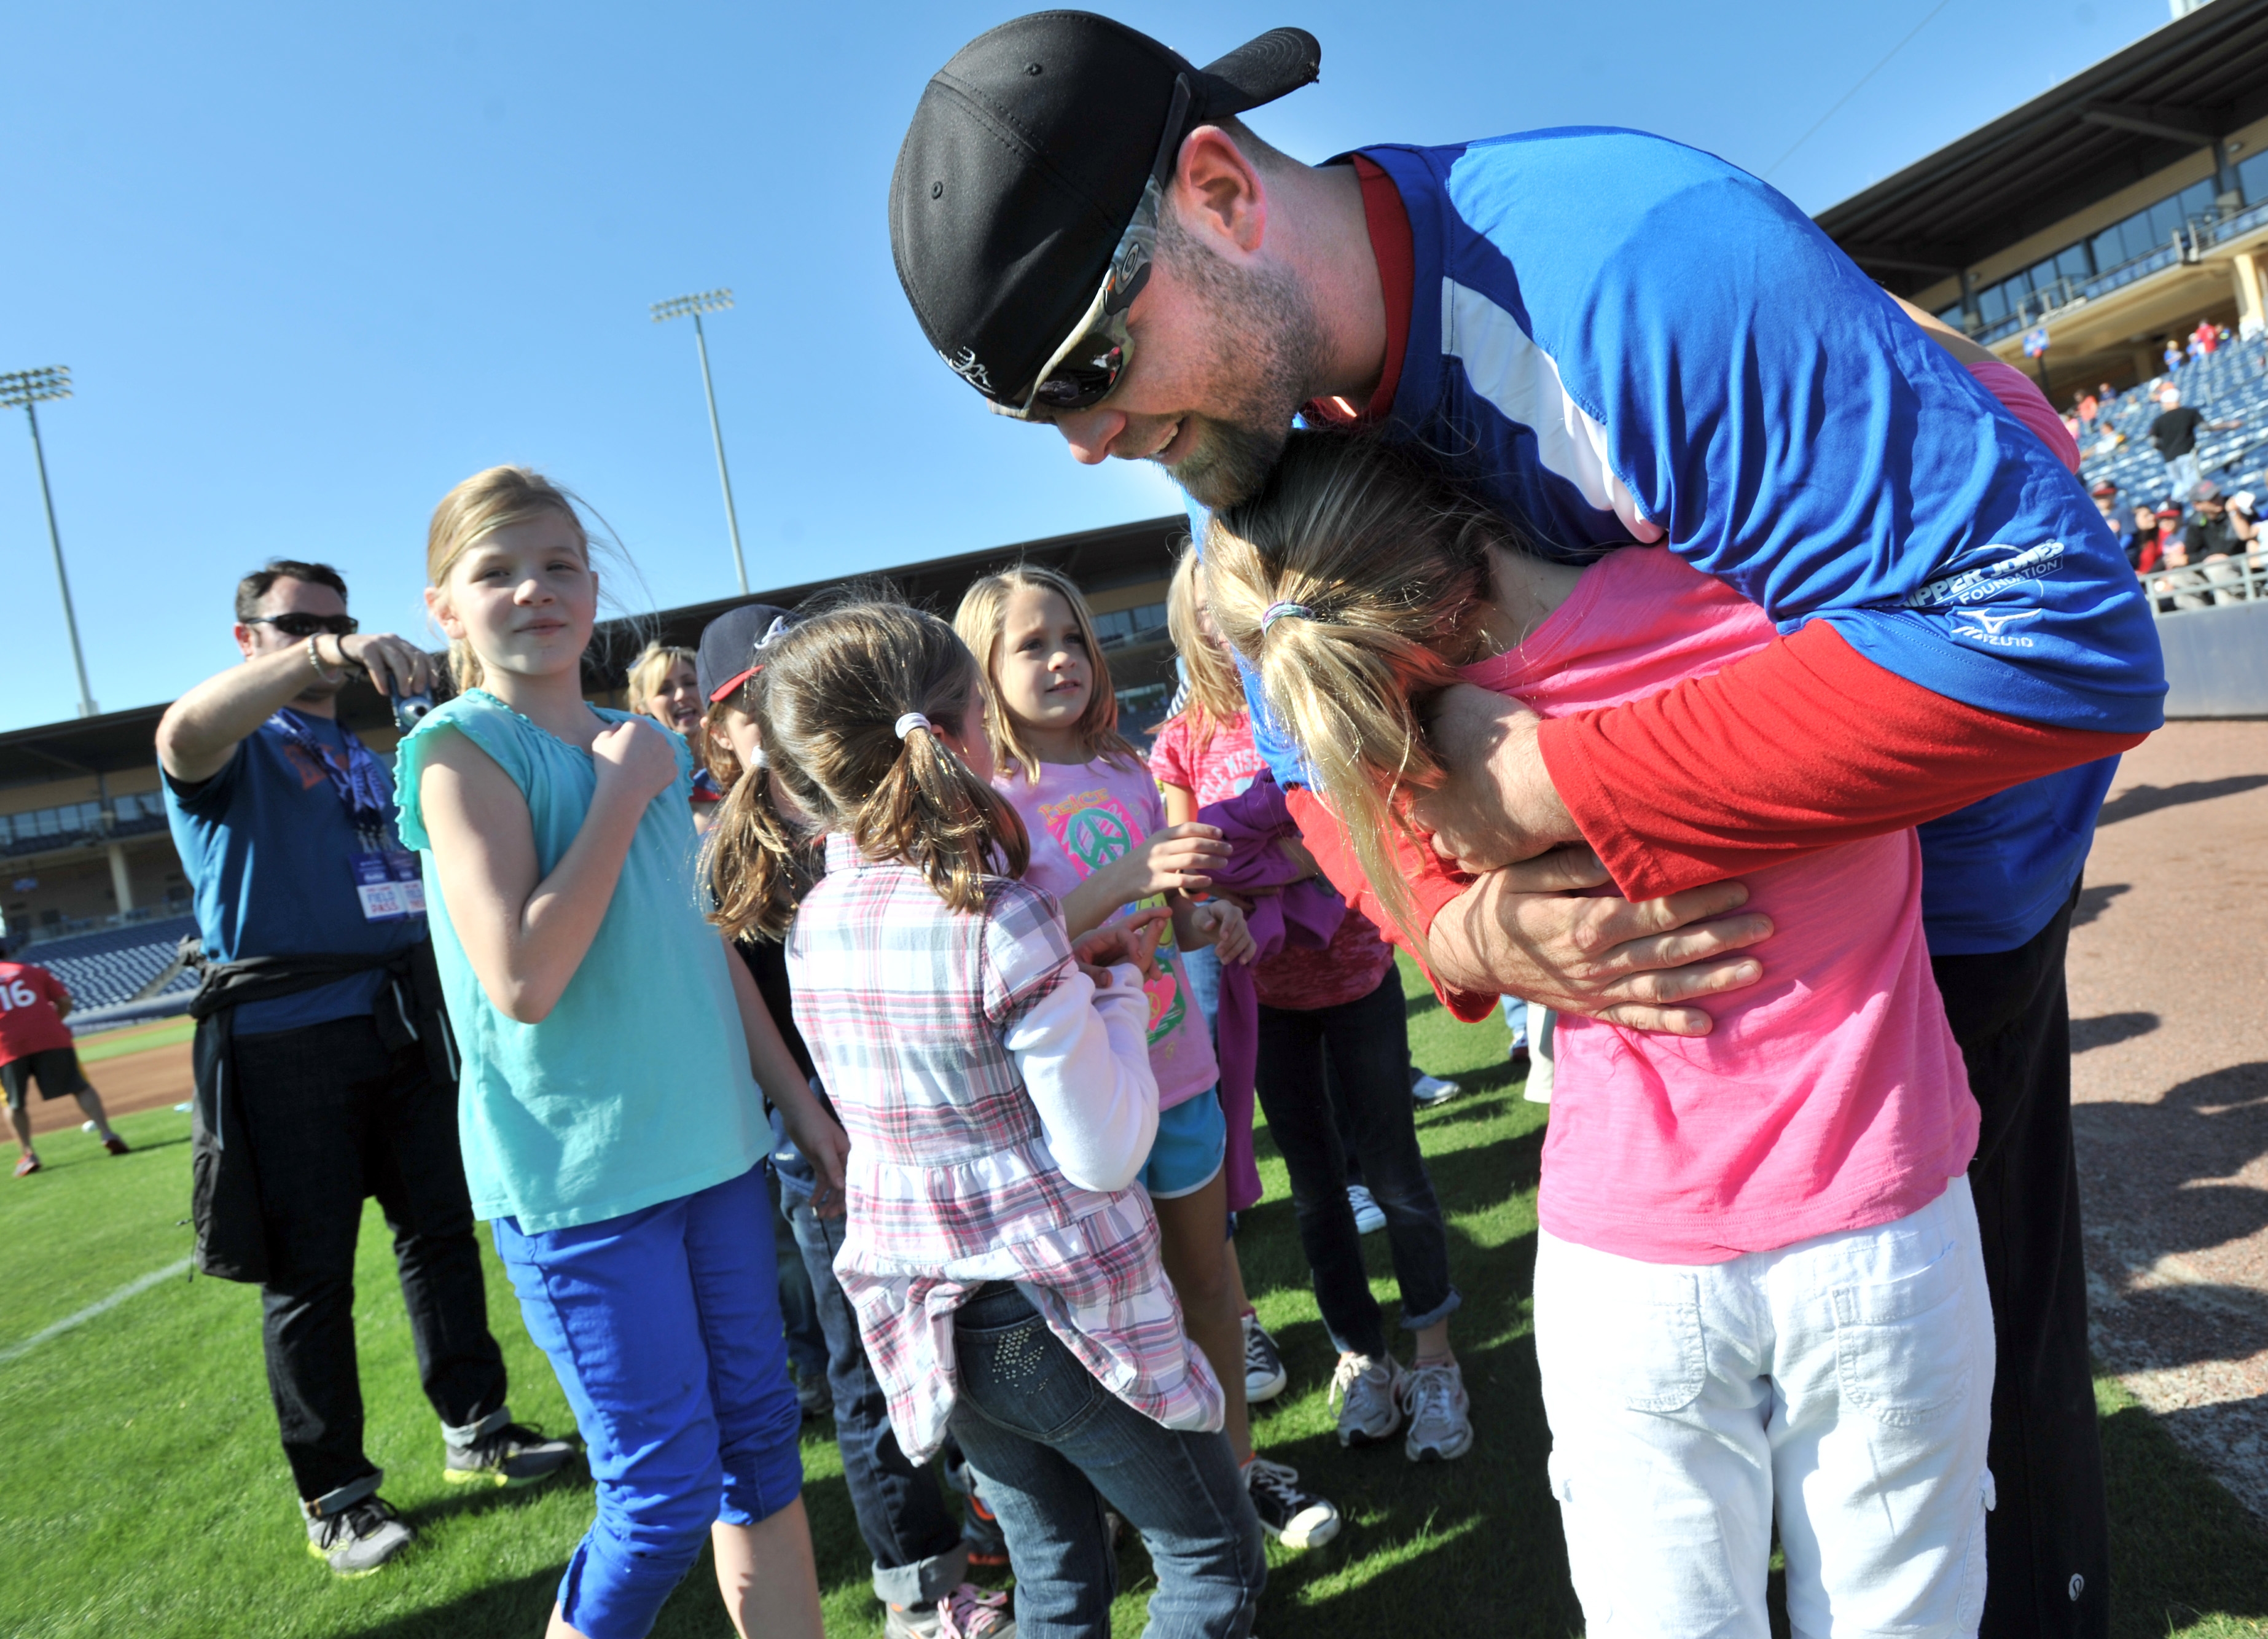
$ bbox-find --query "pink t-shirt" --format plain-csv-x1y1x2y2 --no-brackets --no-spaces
1461,547,1978,1264
996,757,1220,1112
1148,711,1266,808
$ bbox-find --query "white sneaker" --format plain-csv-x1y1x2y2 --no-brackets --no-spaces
1410,1071,1460,1106
1242,1313,1288,1403
1329,1351,1406,1447
1347,1183,1386,1235
1401,1358,1473,1462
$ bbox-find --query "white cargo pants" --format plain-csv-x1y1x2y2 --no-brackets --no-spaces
1533,1177,1995,1638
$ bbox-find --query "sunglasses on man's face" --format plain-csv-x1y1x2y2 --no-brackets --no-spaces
1005,76,1193,421
244,612,359,639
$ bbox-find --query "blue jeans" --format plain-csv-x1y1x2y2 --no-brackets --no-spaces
1254,971,1461,1358
2167,450,2202,499
1501,995,1530,1049
765,1111,827,1382
493,1165,805,1639
780,1182,972,1606
947,1283,1265,1638
1181,943,1222,1034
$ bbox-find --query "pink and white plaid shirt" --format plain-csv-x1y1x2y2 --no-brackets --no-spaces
787,835,1222,1464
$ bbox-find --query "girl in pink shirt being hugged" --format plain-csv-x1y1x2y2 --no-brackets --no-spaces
1204,432,1993,1639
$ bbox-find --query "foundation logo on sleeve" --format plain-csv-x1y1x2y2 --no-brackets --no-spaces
1037,787,1187,1045
1905,541,2063,650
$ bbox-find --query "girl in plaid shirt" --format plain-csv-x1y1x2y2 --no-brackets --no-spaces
711,599,1266,1639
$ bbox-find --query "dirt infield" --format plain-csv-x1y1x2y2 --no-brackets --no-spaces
25,1039,194,1136
2070,718,2268,1522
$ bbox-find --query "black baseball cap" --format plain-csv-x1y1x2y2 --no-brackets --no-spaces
891,14,1320,412
697,603,796,705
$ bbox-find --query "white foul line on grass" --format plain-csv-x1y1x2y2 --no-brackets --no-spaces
0,1259,192,1365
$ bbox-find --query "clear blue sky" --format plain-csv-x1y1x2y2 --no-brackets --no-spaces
1,0,2178,732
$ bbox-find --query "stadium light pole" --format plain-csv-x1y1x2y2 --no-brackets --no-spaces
0,367,98,718
650,289,749,595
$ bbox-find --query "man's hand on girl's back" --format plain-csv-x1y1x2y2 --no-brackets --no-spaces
591,718,679,804
1413,686,1580,871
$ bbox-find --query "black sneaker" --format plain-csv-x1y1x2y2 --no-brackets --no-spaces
1242,1313,1288,1404
443,1422,579,1488
1245,1457,1340,1550
305,1495,415,1576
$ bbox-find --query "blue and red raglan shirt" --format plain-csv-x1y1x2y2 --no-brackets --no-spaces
1226,128,2162,978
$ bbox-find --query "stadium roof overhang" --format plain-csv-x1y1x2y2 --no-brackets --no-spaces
1815,0,2268,296
602,512,1185,676
0,514,1186,785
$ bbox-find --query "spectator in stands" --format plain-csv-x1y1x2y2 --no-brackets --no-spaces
157,558,574,1576
2091,480,2129,560
2165,338,2186,373
2191,318,2219,359
2131,501,2168,574
2185,482,2258,604
2148,504,2211,610
2,944,128,1175
2232,489,2261,539
2151,384,2243,501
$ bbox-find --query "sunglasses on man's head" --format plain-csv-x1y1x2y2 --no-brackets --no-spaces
1005,76,1192,420
244,612,359,639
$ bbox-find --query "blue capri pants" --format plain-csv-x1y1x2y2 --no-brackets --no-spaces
492,1164,805,1639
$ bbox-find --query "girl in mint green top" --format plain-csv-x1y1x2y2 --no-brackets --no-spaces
399,466,842,1639
395,687,761,1230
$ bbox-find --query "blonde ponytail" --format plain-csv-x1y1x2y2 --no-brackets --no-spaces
1202,432,1509,951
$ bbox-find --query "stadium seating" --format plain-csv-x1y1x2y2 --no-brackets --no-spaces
15,915,201,1012
2077,336,2268,508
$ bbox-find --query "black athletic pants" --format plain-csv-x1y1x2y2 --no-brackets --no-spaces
233,1014,507,1504
1931,883,2107,1639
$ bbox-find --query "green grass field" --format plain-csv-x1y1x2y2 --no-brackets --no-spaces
4,958,2265,1637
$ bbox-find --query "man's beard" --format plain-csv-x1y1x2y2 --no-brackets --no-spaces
1156,208,1326,509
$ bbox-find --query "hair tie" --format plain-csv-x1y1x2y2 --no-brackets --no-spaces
1261,600,1315,633
894,712,932,740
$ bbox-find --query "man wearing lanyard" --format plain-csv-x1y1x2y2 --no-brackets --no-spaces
159,559,574,1576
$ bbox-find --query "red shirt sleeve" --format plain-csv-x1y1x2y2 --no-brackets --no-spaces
1283,786,1498,1023
1536,620,2148,901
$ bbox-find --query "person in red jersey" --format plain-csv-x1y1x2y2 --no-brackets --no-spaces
1,948,128,1176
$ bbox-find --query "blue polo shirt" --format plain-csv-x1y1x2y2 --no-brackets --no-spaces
164,714,425,1035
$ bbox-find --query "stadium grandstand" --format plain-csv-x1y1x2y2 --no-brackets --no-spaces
1818,0,2268,399
0,512,1184,980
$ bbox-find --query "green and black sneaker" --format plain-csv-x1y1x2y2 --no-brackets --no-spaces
305,1495,415,1576
444,1421,579,1488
